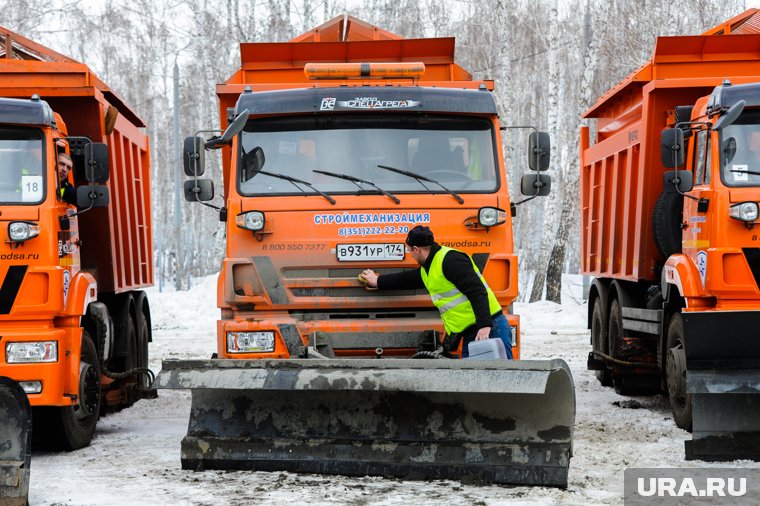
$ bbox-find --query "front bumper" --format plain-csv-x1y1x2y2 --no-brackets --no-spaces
217,312,521,359
0,324,80,406
217,313,443,359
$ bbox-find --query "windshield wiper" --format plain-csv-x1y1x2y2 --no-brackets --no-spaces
730,168,760,176
313,169,400,204
258,170,336,204
377,165,464,204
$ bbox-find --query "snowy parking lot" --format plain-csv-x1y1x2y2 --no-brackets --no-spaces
30,276,760,505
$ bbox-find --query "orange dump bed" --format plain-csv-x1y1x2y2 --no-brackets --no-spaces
215,15,491,197
580,9,760,282
0,27,152,293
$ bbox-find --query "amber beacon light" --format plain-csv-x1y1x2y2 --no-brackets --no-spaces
304,62,425,79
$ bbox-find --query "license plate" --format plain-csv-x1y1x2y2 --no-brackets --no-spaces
336,243,405,261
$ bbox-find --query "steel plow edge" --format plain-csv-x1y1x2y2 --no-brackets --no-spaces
157,358,576,487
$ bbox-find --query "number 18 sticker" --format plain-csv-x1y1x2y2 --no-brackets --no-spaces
21,175,43,202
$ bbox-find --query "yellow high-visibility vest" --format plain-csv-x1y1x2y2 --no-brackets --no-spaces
420,246,501,334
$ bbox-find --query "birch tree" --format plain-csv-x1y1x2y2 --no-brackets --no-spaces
528,1,559,302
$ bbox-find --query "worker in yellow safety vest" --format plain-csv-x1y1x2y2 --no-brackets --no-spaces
360,225,512,358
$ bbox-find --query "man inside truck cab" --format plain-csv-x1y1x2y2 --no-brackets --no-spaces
56,152,77,206
412,135,467,178
360,225,512,358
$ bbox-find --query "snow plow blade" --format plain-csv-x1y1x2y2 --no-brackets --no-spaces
156,358,575,487
682,312,760,461
0,377,32,506
686,370,760,461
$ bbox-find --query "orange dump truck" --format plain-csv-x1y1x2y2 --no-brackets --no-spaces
581,10,760,461
0,27,154,462
157,16,576,487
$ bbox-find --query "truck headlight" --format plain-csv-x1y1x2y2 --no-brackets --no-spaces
236,211,265,231
8,221,40,242
729,202,759,222
478,207,506,227
6,341,58,363
227,331,275,353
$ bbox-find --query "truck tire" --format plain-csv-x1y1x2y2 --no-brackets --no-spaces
666,313,692,431
652,191,683,258
35,332,101,451
135,306,150,389
607,299,628,393
591,297,612,386
102,292,139,410
108,293,134,374
607,299,623,359
122,315,139,406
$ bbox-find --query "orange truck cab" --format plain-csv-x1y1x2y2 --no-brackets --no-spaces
184,16,550,362
0,27,153,451
580,10,760,461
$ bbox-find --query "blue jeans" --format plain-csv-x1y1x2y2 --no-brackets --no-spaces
460,313,513,359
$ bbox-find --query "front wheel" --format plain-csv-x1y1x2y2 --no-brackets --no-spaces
666,313,692,431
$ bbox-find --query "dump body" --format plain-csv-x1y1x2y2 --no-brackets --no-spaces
160,15,575,486
0,30,152,293
581,9,760,461
581,29,760,281
0,27,154,451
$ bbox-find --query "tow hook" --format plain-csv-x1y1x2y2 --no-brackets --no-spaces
375,347,383,359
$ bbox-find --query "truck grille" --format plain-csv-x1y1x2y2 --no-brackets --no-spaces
287,267,427,298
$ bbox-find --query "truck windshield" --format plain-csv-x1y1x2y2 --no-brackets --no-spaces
720,109,760,187
0,127,44,204
238,115,498,196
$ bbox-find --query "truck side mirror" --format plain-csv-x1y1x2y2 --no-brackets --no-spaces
242,146,265,181
520,173,551,196
713,100,745,131
660,128,685,168
221,109,250,143
722,136,737,166
528,131,550,171
184,178,214,202
664,170,693,193
76,185,109,208
183,136,205,176
84,143,109,183
205,109,251,150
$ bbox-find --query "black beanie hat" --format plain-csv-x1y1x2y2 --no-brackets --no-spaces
406,225,434,247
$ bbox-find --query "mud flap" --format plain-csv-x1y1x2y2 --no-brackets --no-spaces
686,370,760,461
156,358,575,487
0,377,32,505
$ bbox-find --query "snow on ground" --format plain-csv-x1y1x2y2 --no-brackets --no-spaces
29,275,760,505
